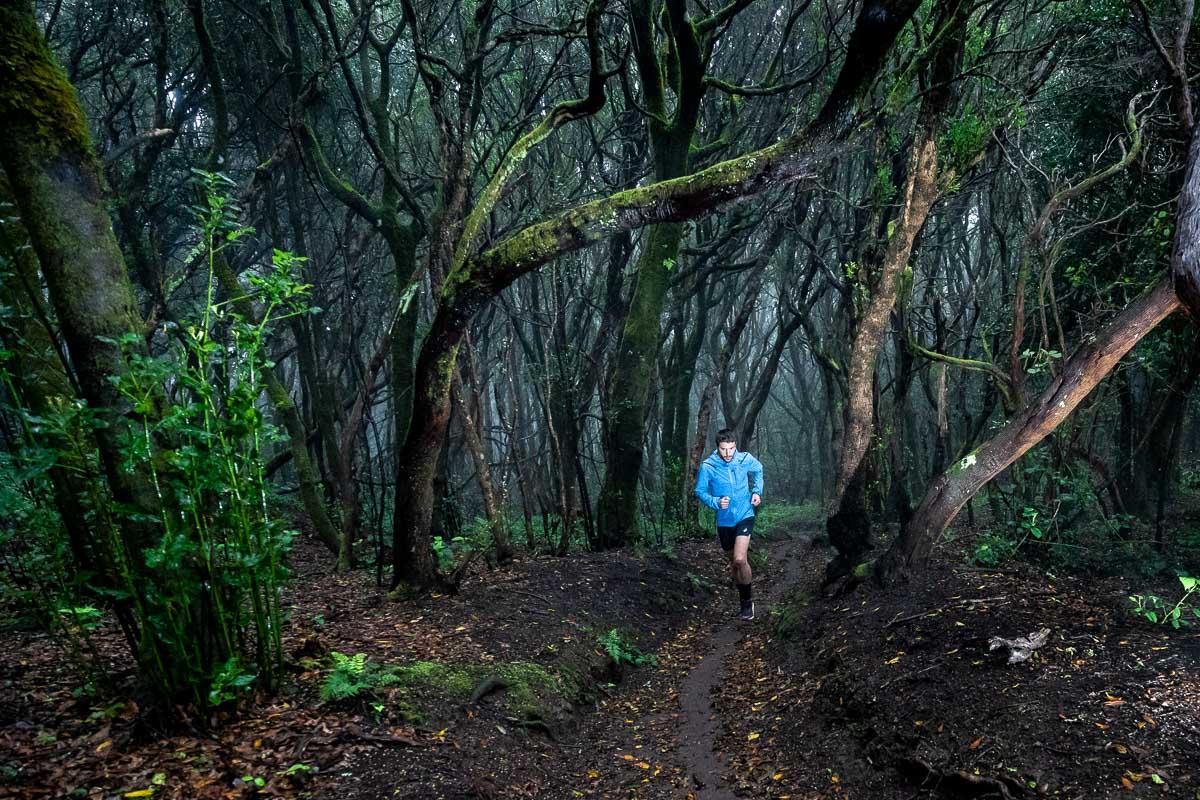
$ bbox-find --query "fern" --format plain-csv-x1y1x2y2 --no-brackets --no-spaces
331,651,366,675
597,629,656,667
321,652,373,701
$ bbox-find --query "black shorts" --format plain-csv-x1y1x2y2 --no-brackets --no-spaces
717,516,755,552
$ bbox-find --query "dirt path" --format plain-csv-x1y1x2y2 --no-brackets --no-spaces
677,536,809,798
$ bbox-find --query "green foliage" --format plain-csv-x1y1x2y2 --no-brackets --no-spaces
972,532,1017,567
754,501,824,535
869,164,896,204
597,628,656,667
942,109,989,173
771,588,813,640
435,515,499,568
320,652,374,702
320,654,568,721
1129,576,1199,628
208,657,257,707
101,170,304,708
0,172,308,712
1021,347,1063,376
1144,208,1175,256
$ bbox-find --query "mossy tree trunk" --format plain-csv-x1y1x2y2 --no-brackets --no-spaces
391,0,611,586
596,0,713,549
0,2,162,556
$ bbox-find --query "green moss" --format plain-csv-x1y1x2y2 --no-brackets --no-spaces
387,661,476,698
0,5,93,158
380,659,567,719
492,662,560,716
771,589,814,640
429,348,460,401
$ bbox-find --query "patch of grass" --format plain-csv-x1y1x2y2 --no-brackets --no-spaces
686,571,718,594
382,661,477,699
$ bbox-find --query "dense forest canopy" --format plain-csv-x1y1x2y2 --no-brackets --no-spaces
2,0,1200,763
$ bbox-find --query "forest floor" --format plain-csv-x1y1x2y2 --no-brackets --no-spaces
2,523,1199,799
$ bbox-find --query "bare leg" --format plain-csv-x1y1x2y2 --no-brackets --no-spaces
731,535,752,585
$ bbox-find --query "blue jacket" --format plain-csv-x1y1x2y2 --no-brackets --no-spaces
694,450,764,527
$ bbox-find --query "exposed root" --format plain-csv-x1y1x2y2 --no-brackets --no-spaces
898,756,1028,799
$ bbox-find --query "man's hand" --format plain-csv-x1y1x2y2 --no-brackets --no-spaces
719,496,730,509
751,493,761,507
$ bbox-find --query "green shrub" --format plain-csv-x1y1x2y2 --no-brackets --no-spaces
0,173,304,711
1129,576,1199,629
973,532,1017,567
597,628,656,667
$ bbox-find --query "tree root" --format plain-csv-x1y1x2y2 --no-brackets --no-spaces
469,676,510,704
503,715,557,741
898,756,1028,799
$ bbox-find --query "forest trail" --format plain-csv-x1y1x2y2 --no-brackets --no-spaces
7,528,1199,799
328,530,826,799
678,537,809,799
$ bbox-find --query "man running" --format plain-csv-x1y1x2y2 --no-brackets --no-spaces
694,428,763,620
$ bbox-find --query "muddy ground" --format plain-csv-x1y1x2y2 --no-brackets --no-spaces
2,524,1198,799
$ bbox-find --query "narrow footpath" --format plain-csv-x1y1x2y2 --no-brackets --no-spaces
677,538,809,799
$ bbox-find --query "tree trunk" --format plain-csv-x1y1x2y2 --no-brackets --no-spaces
0,192,96,569
0,3,161,554
453,351,513,563
826,0,967,577
597,220,684,547
877,277,1181,582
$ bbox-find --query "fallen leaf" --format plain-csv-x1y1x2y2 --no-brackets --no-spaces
968,736,984,750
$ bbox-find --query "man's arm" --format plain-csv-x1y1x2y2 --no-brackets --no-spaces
748,454,764,498
694,464,722,510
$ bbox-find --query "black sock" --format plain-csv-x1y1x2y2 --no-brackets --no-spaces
737,583,752,603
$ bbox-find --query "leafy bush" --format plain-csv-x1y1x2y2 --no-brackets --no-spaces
1129,576,1199,629
973,532,1017,567
0,173,305,711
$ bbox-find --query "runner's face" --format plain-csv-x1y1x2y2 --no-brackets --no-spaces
718,442,736,461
